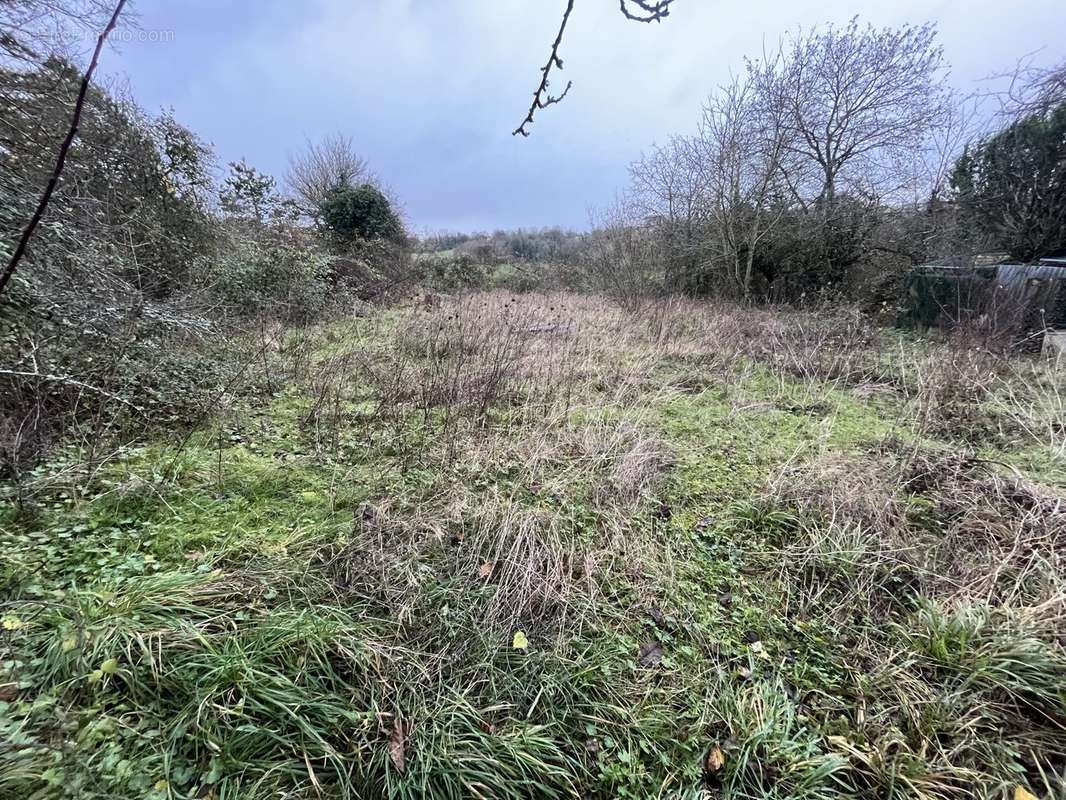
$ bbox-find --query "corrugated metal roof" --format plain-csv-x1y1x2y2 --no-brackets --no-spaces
996,264,1066,289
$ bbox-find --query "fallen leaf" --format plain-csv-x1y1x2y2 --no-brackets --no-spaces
637,641,664,667
478,561,495,579
388,716,406,773
704,744,726,774
1015,788,1039,800
512,631,529,650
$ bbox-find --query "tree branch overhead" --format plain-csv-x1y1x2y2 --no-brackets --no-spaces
514,0,676,136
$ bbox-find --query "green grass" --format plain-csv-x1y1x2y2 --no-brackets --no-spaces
2,293,1063,799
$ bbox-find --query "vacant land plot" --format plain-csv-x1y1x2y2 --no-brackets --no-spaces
2,292,1064,799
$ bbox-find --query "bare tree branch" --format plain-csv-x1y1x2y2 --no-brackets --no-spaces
0,369,144,413
514,0,676,137
513,0,576,137
0,0,128,296
989,54,1066,118
618,0,676,22
0,1,118,63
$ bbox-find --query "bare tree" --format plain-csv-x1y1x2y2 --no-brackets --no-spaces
698,72,796,297
630,136,705,227
752,19,950,207
285,133,371,217
894,87,989,211
514,0,677,136
628,136,708,287
591,18,964,299
584,195,668,306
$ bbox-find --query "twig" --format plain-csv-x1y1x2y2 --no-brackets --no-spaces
513,0,576,137
514,0,677,136
0,368,143,413
0,0,128,295
618,0,676,22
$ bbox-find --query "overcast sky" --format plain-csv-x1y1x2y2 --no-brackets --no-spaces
103,0,1065,233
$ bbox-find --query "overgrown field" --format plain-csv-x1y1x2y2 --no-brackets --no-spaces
2,292,1064,799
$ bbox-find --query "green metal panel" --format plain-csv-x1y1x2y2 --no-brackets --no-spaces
900,264,1066,336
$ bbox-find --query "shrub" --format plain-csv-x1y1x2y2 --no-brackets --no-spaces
419,252,488,292
319,182,404,244
208,234,335,323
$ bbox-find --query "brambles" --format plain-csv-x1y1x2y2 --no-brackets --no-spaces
0,63,419,496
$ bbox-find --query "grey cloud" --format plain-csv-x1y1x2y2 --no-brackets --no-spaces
108,0,1066,231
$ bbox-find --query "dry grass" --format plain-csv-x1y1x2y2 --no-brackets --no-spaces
316,409,672,637
766,448,1065,615
5,289,1065,799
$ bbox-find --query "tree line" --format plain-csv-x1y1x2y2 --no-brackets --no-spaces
591,19,1066,304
